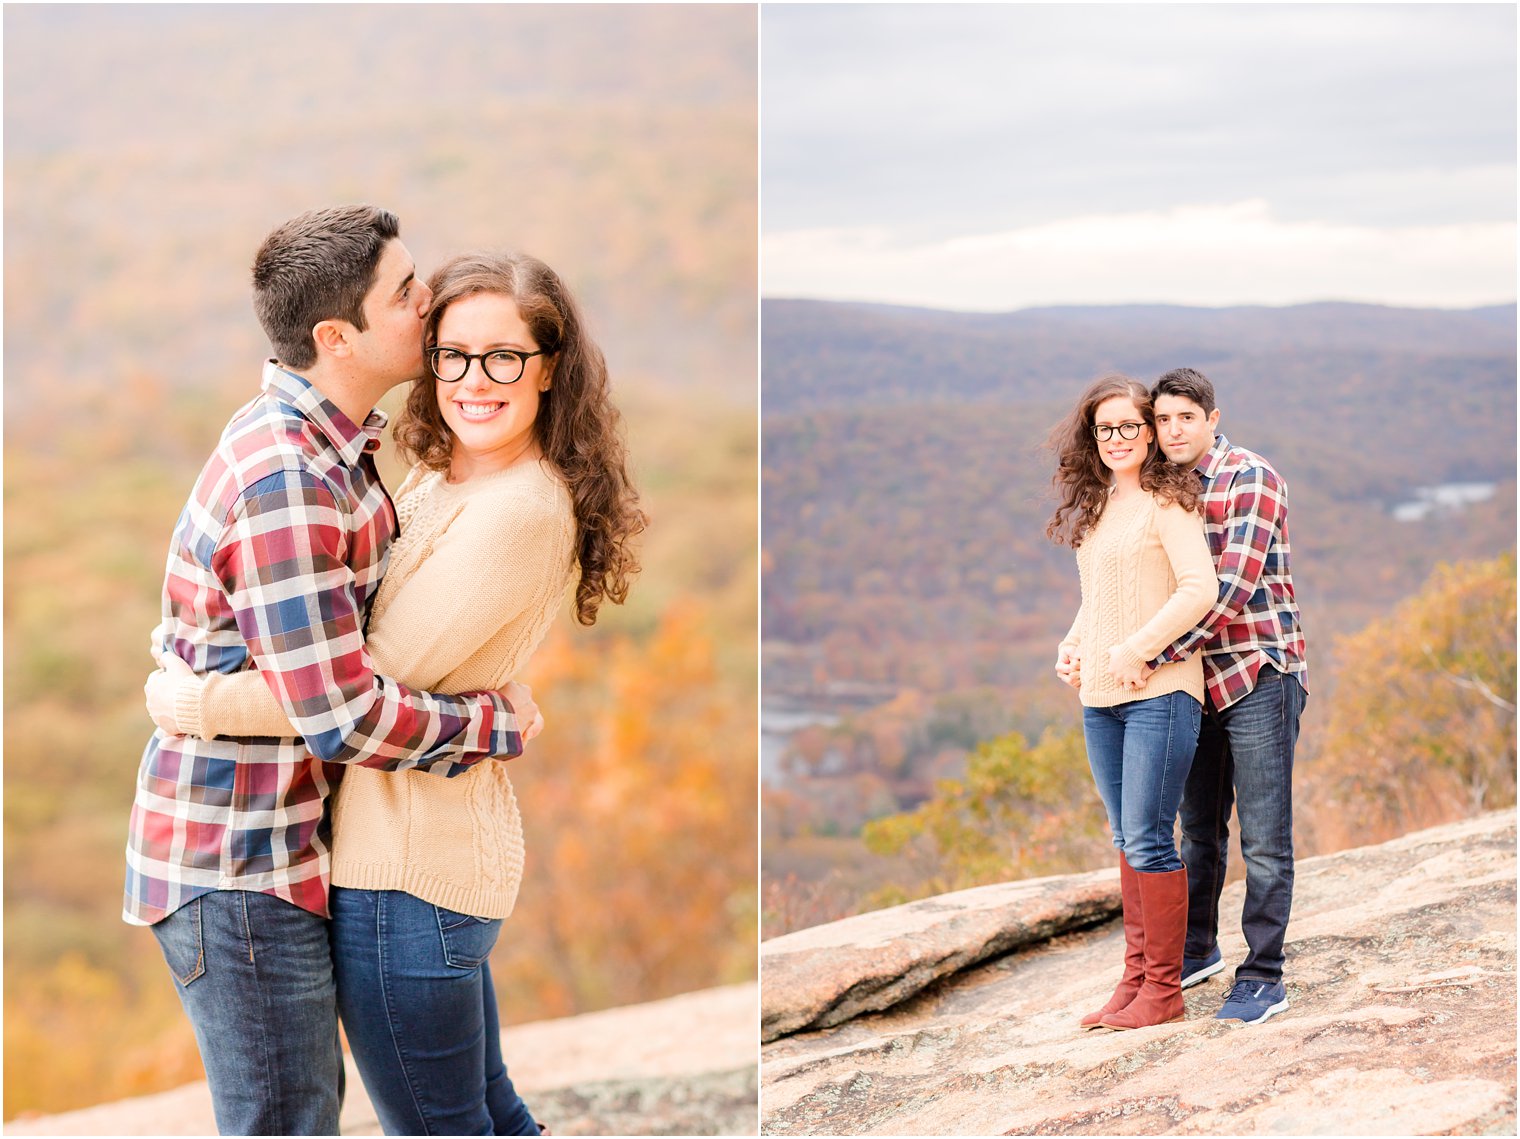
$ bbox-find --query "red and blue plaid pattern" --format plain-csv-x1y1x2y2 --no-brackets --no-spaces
125,362,520,926
1151,434,1307,711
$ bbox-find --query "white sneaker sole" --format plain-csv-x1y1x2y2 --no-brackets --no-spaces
1180,956,1226,989
1221,997,1288,1025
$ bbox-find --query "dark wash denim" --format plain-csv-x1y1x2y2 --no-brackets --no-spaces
151,891,344,1136
1082,690,1202,873
1180,666,1306,983
331,887,540,1136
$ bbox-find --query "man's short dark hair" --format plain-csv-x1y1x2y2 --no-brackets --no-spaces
252,205,400,370
1151,367,1216,415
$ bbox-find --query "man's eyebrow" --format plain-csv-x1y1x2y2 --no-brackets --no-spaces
393,268,417,298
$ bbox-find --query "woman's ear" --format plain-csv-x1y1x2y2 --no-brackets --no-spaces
538,356,555,392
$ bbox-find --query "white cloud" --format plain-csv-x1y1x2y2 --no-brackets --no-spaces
761,4,1517,258
761,200,1516,310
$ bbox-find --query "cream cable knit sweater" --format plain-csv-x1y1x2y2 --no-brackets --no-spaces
1063,490,1217,708
175,458,577,919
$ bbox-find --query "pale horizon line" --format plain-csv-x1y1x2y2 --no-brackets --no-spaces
758,294,1519,317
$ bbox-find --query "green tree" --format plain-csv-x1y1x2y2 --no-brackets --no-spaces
862,725,1110,904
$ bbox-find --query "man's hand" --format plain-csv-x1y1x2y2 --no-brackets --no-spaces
145,651,196,736
498,680,544,748
1055,643,1083,690
1108,647,1155,691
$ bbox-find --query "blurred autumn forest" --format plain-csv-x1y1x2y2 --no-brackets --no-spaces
4,5,756,1122
760,297,1517,938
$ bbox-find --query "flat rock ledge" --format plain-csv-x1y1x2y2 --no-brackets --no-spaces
9,982,758,1137
762,867,1123,1042
761,811,1517,1136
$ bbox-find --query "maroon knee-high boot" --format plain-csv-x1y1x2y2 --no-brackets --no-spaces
1100,865,1187,1029
1079,853,1144,1029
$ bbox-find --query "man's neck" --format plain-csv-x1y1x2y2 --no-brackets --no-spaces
289,361,385,428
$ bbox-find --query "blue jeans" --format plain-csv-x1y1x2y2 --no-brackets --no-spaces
1082,691,1202,872
151,891,343,1135
331,888,539,1136
1179,667,1306,983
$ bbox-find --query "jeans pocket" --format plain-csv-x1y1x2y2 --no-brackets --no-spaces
152,897,207,987
433,905,501,970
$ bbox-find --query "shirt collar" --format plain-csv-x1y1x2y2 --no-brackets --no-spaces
260,360,388,466
1196,433,1231,479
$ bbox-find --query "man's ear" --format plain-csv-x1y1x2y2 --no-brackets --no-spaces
311,319,354,360
1208,407,1221,432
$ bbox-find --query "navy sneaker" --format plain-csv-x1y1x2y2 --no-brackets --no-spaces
1181,945,1225,989
1216,979,1288,1024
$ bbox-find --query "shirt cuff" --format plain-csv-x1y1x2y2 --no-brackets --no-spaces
459,691,523,765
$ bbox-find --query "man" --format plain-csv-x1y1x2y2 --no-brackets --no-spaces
125,205,538,1134
1145,366,1308,1025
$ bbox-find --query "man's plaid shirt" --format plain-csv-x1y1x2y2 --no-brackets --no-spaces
1151,434,1307,711
124,363,521,926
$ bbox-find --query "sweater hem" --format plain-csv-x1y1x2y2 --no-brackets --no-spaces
331,861,520,921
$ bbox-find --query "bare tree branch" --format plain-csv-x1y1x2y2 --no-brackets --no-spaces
1421,643,1517,713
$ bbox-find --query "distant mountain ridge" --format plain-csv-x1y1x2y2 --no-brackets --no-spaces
762,297,1516,416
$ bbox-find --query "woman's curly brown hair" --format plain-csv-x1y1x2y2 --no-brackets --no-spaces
395,251,646,625
1045,373,1202,548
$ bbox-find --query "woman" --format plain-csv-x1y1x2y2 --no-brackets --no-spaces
148,251,645,1133
1046,373,1216,1031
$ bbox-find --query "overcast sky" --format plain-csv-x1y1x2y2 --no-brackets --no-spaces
762,3,1516,309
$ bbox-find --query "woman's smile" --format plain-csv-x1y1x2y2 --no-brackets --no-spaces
453,399,508,421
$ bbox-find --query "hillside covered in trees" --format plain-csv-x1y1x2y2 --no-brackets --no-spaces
761,297,1516,936
4,5,757,1121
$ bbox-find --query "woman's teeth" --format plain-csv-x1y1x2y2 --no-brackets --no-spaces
457,401,504,419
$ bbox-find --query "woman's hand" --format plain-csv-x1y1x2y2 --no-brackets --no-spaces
1055,643,1083,689
145,652,197,736
1107,646,1154,691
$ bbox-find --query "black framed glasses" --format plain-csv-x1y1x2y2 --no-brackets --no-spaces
427,346,550,385
1092,421,1145,442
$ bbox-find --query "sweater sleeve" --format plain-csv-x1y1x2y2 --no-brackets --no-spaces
1061,603,1084,652
1113,501,1218,670
179,483,572,741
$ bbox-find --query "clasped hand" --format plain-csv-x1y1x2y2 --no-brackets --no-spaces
1106,646,1154,691
1054,644,1155,692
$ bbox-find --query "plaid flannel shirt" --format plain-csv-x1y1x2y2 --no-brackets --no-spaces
124,362,521,926
1151,434,1307,711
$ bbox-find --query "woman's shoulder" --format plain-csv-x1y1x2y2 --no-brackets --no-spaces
1148,491,1207,542
453,461,573,527
1148,490,1202,519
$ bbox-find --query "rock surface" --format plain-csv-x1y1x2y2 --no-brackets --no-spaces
761,811,1517,1136
762,868,1122,1043
10,982,758,1137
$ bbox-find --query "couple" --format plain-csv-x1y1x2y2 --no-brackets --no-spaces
1049,368,1306,1031
126,205,644,1135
